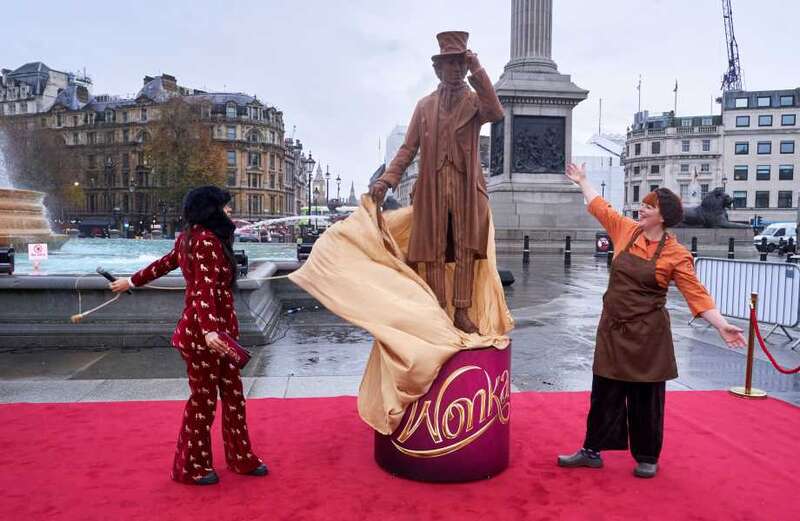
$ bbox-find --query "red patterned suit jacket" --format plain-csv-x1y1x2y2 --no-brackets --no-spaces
131,225,238,350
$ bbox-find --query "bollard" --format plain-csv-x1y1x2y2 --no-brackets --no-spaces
607,240,614,267
522,235,530,265
564,235,572,266
760,237,768,262
728,237,735,260
729,293,768,399
691,237,698,259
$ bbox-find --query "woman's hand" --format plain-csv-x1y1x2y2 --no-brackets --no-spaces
718,322,746,348
565,162,587,185
204,332,230,355
109,278,132,293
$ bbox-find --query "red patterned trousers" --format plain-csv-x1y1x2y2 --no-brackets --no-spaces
171,345,262,483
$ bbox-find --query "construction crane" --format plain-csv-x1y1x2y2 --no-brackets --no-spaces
721,0,743,91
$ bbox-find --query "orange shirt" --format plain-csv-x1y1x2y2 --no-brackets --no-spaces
588,196,715,317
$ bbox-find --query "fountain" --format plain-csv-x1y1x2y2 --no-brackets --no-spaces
0,129,66,251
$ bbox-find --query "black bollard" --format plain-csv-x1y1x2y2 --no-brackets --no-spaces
760,237,768,262
691,237,698,259
564,235,572,266
523,235,530,265
607,242,614,266
728,237,735,260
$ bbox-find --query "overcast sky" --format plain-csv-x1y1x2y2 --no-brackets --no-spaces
5,0,798,193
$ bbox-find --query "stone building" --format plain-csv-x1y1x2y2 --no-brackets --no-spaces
721,88,799,223
623,111,723,219
0,64,296,234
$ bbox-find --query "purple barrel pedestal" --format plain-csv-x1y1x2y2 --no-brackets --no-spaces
374,343,511,482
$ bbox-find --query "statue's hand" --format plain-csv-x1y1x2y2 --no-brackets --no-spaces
465,50,481,73
370,180,388,204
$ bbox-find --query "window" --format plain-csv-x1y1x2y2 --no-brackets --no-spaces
649,184,659,192
650,165,660,174
72,133,79,145
681,119,692,127
779,165,794,180
136,152,146,166
247,152,261,167
755,191,770,208
735,98,749,108
680,164,690,173
106,131,114,144
105,110,114,122
757,142,771,154
71,115,78,126
270,174,276,189
270,130,276,144
632,210,639,220
735,142,749,154
756,165,770,181
651,142,661,154
633,166,640,176
757,96,771,108
735,115,750,127
778,191,793,208
269,154,276,170
780,141,795,154
780,95,795,107
734,166,748,180
679,184,689,199
634,143,641,156
701,184,709,197
758,115,773,127
56,113,63,127
122,129,129,143
701,117,713,126
681,140,690,152
624,185,628,203
227,173,236,186
88,132,96,145
88,154,96,168
783,114,797,126
633,185,640,202
702,139,711,151
227,151,236,167
701,163,710,172
226,126,236,140
122,153,129,169
732,191,747,209
226,104,237,119
141,108,147,121
122,111,128,123
247,132,260,144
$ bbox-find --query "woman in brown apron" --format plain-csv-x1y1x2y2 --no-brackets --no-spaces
557,163,746,478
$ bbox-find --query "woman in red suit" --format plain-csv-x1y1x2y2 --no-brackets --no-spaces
110,186,267,485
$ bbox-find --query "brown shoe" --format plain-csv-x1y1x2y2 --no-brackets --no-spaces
454,308,479,334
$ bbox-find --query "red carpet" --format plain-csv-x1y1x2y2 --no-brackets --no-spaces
1,391,798,521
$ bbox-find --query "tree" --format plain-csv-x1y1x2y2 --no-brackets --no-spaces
145,97,226,208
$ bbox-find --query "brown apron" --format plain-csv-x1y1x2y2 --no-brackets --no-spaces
593,228,678,382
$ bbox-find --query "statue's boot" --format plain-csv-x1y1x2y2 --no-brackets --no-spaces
454,308,479,334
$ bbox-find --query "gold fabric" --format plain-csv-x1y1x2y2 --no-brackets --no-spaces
288,195,513,434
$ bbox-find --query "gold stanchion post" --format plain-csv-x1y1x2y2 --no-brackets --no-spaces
730,292,768,399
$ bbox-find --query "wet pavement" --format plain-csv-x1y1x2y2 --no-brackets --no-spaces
1,253,799,405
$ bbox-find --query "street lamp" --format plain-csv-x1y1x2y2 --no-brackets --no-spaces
601,180,606,198
722,175,728,193
303,152,316,216
336,174,342,203
325,164,331,208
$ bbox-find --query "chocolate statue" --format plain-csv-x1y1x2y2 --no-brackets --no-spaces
370,31,504,334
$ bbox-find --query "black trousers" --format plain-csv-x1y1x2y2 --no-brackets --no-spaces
583,375,666,464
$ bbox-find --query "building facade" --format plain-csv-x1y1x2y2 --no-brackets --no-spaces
721,88,800,223
1,65,297,234
623,111,723,219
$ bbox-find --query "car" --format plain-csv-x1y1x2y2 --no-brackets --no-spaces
753,222,797,253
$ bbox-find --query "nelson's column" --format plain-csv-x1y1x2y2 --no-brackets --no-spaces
489,0,596,252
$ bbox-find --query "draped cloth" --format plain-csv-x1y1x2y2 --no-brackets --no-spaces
288,195,513,434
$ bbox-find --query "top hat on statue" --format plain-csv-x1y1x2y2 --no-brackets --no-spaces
432,31,469,60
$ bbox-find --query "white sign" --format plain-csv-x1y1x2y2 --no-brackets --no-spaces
28,243,48,261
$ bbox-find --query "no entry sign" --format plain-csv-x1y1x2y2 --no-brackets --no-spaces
28,243,48,261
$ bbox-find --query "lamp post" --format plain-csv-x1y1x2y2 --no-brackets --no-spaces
158,200,169,236
601,180,606,198
722,175,728,193
128,179,137,238
325,165,330,208
303,152,316,216
336,174,342,204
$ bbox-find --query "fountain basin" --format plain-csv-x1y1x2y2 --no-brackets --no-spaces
0,188,66,251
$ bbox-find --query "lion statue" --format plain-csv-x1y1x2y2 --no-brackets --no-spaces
677,187,750,228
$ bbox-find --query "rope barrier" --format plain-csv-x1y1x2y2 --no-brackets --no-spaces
750,307,800,374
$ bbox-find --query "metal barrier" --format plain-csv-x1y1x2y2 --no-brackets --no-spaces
694,257,800,348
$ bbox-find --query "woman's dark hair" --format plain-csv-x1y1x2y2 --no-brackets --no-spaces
181,185,237,284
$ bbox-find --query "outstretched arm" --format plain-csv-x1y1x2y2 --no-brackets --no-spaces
111,239,180,292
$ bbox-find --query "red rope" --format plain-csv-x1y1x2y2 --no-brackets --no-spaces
750,307,800,374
